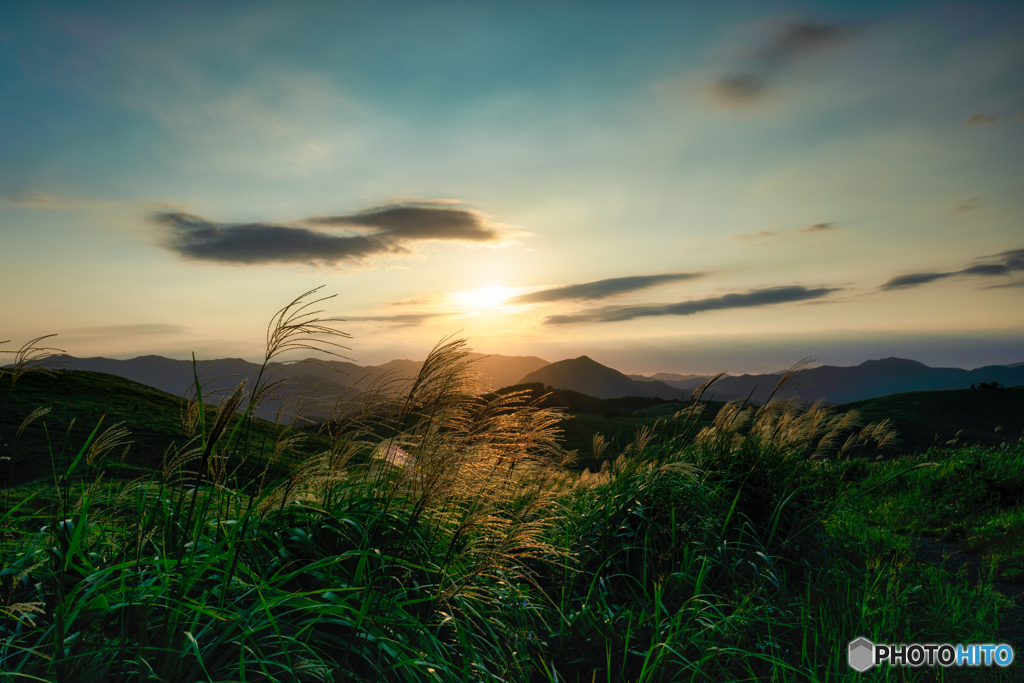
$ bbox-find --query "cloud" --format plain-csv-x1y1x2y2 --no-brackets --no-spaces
509,273,704,305
984,278,1024,289
344,313,439,327
1,192,58,206
711,18,856,108
544,285,839,325
735,222,837,242
303,202,501,242
953,197,982,212
881,247,1024,290
964,114,997,126
880,272,956,290
756,19,855,64
710,74,769,107
154,201,510,265
733,230,779,243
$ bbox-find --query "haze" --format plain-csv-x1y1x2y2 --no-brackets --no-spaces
2,1,1022,375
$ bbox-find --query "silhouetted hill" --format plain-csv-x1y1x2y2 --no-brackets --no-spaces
709,358,1024,404
21,353,551,422
518,356,684,400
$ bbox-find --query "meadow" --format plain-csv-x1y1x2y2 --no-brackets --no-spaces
1,290,1021,682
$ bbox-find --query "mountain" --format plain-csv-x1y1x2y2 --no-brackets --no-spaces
521,356,1024,405
627,373,717,391
706,358,1024,405
21,352,551,422
518,356,685,400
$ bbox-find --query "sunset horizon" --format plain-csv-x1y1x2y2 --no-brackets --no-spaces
3,1,1022,375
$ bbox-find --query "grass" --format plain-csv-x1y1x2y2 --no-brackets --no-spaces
0,289,1020,681
836,386,1024,453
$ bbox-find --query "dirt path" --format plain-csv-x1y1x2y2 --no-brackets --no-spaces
908,536,1024,677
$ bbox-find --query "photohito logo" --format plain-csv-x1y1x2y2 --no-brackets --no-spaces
848,637,1014,671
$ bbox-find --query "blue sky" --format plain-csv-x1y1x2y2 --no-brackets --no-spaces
2,0,1022,373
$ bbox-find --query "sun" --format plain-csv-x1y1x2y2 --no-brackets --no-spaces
449,286,517,314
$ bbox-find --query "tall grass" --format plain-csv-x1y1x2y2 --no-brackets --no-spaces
0,291,1016,682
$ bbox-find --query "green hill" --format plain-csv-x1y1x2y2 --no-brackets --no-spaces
0,369,326,485
835,385,1024,453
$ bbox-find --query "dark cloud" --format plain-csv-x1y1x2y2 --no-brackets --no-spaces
880,272,956,290
964,114,997,126
711,74,769,106
757,20,855,64
712,19,855,108
154,202,506,265
544,286,839,325
510,273,704,305
881,247,1024,290
303,203,500,242
802,222,836,232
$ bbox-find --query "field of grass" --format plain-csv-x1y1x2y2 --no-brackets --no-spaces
1,291,1021,682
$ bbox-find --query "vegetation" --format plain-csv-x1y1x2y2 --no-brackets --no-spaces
0,289,1020,681
836,386,1024,453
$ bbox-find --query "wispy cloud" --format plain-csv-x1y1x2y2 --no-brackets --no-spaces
544,285,839,325
881,247,1024,290
733,230,779,243
1,192,59,206
734,222,838,243
711,18,857,108
510,273,704,305
154,201,511,265
801,222,836,232
964,114,997,126
344,313,440,327
953,197,982,212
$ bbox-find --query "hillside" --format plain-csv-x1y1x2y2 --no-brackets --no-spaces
834,384,1024,453
0,370,325,484
518,356,685,400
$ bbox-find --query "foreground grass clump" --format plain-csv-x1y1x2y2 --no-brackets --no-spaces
0,291,1017,681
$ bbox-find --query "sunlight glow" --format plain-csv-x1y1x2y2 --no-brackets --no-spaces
448,286,518,314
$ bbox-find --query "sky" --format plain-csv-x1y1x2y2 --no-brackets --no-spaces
1,0,1022,374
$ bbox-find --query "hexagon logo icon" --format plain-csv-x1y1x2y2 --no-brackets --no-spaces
848,637,875,672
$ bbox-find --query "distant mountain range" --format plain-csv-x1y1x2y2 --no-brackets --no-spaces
12,352,1024,418
30,353,548,421
539,356,1024,405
